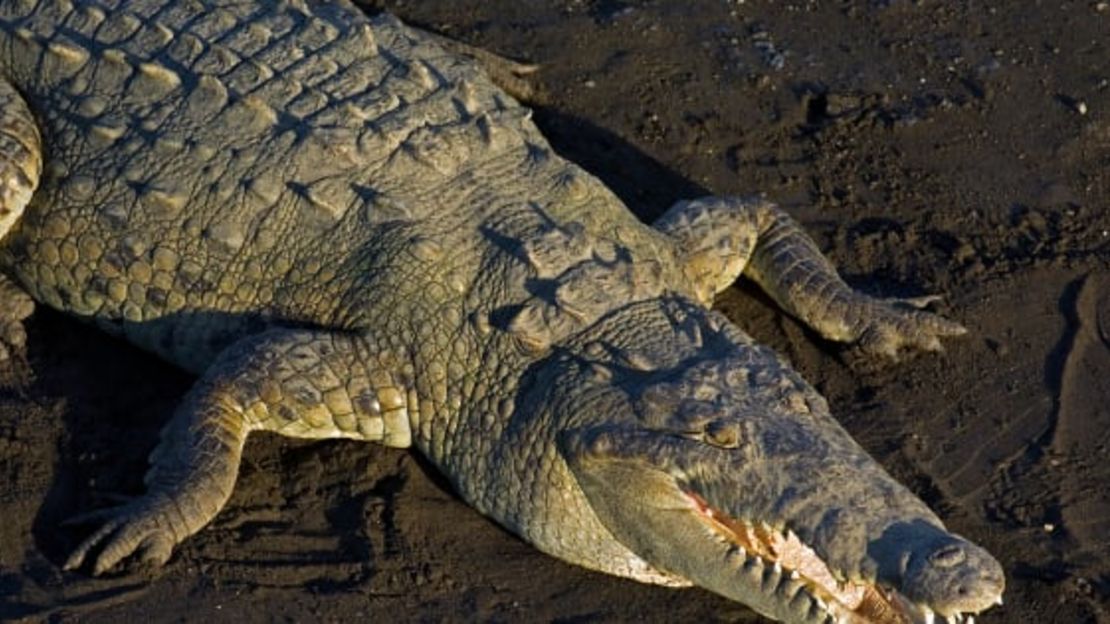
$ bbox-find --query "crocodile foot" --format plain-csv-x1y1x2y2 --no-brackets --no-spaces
63,494,185,575
854,294,967,360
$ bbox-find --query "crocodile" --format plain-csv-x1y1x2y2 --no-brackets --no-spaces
0,1,1004,622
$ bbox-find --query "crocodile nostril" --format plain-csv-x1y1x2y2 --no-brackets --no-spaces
928,544,967,568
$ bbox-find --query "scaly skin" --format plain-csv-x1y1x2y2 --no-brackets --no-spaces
0,1,1001,622
0,75,39,384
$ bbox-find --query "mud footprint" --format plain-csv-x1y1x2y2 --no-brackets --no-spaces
1052,274,1110,546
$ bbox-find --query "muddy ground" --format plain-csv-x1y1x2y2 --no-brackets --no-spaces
2,1,1109,622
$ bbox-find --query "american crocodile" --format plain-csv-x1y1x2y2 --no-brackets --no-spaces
0,1,1004,622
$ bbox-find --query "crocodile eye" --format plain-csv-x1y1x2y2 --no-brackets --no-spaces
928,544,967,568
704,420,742,449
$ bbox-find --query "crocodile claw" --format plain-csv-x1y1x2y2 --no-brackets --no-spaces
64,495,181,575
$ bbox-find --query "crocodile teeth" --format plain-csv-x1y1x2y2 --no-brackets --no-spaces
922,607,935,624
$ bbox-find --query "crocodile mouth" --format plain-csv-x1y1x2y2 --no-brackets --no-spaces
684,491,998,624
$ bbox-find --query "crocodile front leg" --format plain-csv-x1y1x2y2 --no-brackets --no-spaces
654,196,966,358
64,328,415,574
0,76,43,386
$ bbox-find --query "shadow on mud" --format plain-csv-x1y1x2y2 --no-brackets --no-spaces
532,107,709,222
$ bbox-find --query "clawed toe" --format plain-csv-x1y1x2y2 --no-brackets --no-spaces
858,326,902,361
894,294,945,310
63,499,180,575
64,514,125,572
135,532,175,568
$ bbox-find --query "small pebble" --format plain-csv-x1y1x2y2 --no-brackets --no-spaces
1076,100,1088,115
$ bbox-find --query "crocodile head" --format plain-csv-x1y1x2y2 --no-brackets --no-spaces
548,299,1004,623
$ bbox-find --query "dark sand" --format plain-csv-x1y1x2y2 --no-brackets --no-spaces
2,1,1109,622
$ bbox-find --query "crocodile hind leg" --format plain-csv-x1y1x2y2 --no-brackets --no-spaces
654,196,966,359
64,328,416,574
0,77,43,386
